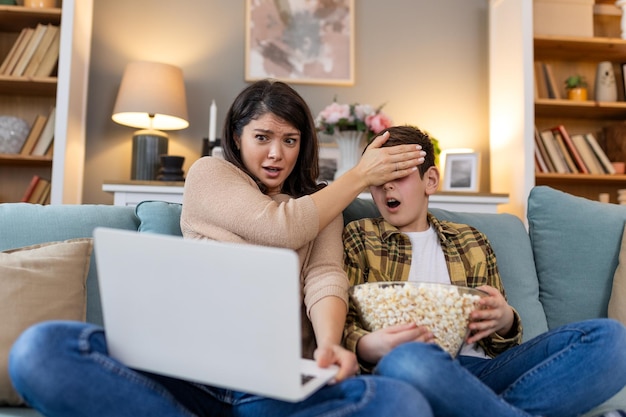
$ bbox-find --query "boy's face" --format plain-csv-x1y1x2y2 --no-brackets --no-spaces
369,166,439,233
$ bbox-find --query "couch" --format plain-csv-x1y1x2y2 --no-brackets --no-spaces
1,185,625,416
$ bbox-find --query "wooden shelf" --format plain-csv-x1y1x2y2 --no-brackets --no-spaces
535,173,626,203
536,173,626,182
535,98,626,119
534,35,626,61
0,75,56,96
0,6,61,32
0,153,52,166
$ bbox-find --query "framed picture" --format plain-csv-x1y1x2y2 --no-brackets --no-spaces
245,0,355,85
442,152,480,192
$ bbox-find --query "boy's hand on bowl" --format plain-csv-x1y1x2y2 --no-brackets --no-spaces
356,323,434,365
467,285,515,344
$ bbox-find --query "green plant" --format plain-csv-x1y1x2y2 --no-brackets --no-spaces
564,75,587,90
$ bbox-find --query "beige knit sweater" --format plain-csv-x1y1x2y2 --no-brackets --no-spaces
180,157,349,358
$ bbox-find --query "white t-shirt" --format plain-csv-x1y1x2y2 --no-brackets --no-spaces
405,226,488,359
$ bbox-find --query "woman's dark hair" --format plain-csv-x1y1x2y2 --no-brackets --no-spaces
376,125,436,177
222,79,323,197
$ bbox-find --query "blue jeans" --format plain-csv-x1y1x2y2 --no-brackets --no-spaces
9,321,433,417
375,318,626,417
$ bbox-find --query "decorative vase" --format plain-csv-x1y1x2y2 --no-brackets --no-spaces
333,130,366,180
595,61,618,102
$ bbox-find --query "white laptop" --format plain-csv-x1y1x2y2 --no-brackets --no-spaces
93,227,338,402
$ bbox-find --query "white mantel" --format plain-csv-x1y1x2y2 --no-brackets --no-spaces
103,181,508,213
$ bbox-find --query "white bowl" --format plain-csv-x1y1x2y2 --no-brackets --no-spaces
349,281,484,356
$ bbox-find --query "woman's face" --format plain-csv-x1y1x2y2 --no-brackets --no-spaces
238,112,301,195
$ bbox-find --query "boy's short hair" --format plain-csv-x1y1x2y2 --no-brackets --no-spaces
377,125,436,177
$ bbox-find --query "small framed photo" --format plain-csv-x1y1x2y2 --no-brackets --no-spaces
245,0,355,85
442,152,480,192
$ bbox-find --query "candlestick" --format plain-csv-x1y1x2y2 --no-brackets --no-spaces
209,100,217,142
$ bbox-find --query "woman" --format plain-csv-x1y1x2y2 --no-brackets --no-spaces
9,80,430,417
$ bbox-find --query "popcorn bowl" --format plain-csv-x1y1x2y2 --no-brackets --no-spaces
349,282,485,357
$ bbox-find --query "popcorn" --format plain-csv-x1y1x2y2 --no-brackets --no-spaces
350,282,483,356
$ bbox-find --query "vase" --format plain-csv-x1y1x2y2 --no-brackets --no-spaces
595,61,618,102
333,130,366,180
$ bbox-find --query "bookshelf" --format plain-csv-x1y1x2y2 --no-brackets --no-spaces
0,1,93,204
533,17,626,204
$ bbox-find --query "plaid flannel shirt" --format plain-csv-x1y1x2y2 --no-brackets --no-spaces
343,213,522,372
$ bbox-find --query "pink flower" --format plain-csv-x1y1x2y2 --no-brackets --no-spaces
318,102,351,125
365,111,393,135
315,99,393,140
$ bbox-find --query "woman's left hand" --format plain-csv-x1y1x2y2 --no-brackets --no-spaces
466,285,514,344
313,344,359,382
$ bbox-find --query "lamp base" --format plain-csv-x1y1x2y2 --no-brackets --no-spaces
131,129,169,180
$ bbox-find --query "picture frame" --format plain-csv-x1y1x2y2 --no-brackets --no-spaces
442,152,480,192
245,0,355,85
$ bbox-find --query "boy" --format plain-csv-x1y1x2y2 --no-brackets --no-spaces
343,125,626,417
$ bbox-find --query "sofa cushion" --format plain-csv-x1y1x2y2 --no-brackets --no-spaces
135,200,183,236
0,203,139,326
608,225,626,325
430,208,548,341
528,186,626,329
0,238,93,406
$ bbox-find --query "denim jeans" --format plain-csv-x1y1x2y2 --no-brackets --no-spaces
9,321,433,417
375,318,626,417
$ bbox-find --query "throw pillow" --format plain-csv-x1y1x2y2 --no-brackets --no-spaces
608,226,626,325
135,200,183,236
0,238,93,406
528,186,626,329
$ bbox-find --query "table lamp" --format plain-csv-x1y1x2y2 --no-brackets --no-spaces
112,61,189,180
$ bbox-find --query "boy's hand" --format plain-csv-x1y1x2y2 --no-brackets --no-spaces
466,285,514,344
356,323,434,365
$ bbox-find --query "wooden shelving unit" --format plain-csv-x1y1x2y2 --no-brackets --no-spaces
534,17,626,204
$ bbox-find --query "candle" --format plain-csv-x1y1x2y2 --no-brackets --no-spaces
209,100,217,142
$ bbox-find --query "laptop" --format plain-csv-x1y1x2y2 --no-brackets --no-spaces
93,227,338,402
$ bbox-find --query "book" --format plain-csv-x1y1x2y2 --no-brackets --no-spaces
552,125,589,174
535,143,548,172
11,24,48,76
551,129,577,173
2,28,33,76
535,127,555,172
20,175,41,202
585,133,616,174
539,129,568,173
0,29,28,74
20,114,48,155
534,61,549,99
571,134,604,175
30,107,55,156
25,177,50,204
23,24,58,77
37,181,51,205
33,27,61,77
542,62,561,99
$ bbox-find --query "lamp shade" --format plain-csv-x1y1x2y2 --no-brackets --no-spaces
112,61,189,130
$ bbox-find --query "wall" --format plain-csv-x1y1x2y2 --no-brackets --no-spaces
84,0,489,204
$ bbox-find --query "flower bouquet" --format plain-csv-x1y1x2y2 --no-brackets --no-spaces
315,100,393,142
315,100,393,180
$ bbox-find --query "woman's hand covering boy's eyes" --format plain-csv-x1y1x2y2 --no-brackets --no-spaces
357,132,426,187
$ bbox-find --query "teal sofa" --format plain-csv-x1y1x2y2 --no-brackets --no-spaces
1,186,625,416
